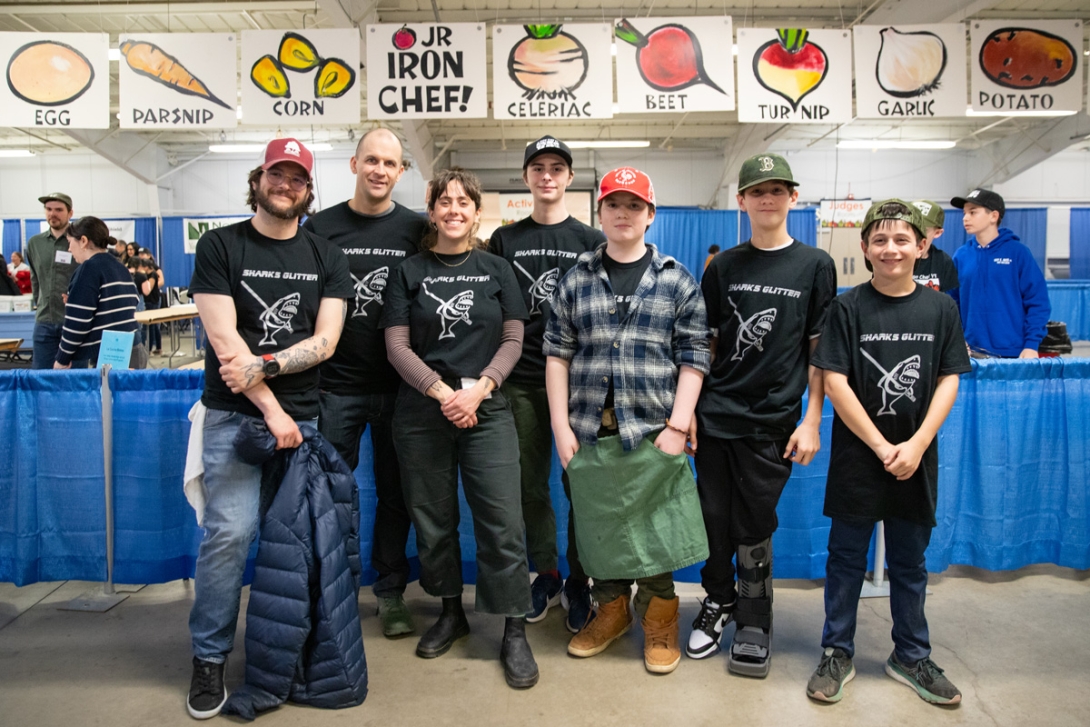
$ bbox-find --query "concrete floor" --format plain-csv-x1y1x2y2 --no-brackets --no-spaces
1,566,1088,726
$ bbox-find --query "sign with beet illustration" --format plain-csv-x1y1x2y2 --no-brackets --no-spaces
853,25,967,119
0,32,109,129
366,23,486,119
241,29,359,125
492,23,613,120
970,20,1082,114
736,28,851,124
614,16,733,114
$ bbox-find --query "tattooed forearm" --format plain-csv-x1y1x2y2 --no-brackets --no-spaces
277,347,320,374
242,360,263,388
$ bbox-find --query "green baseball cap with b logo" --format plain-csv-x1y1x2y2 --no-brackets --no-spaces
911,200,945,230
738,153,797,192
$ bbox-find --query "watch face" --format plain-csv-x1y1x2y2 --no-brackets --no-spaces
263,358,280,376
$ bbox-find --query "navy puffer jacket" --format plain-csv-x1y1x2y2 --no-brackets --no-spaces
223,423,367,720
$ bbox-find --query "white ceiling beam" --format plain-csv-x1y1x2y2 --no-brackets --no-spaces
968,112,1090,188
861,0,998,26
62,128,160,186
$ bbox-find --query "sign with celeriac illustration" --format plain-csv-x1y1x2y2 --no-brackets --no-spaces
0,32,109,128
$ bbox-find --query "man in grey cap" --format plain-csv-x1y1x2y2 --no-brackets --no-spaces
26,192,76,368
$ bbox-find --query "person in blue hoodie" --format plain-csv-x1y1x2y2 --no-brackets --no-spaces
949,189,1050,358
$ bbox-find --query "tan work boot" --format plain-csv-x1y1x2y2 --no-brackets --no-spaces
642,596,681,674
567,594,633,658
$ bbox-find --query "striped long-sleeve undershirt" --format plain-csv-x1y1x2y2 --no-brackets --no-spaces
56,252,140,366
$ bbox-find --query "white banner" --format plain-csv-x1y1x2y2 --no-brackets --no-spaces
0,32,109,129
736,28,852,124
970,20,1082,114
614,16,734,114
854,24,968,119
119,33,237,129
817,199,871,228
105,219,136,243
184,217,252,254
491,23,613,120
242,29,360,125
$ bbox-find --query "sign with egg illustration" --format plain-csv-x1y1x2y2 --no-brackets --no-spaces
491,23,613,120
736,28,852,124
0,32,109,128
119,34,237,129
242,29,360,125
614,16,734,113
970,20,1081,114
853,25,967,118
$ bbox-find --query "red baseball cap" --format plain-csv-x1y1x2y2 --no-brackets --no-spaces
597,167,656,206
261,137,314,178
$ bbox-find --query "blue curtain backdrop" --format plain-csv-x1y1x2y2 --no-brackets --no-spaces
933,208,1047,274
1071,208,1090,280
645,207,739,280
161,215,253,288
739,208,819,249
2,220,22,260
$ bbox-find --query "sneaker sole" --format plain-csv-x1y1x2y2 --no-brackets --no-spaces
382,623,416,638
526,592,561,624
567,621,633,658
415,624,471,659
806,665,855,703
685,638,722,660
186,693,227,720
645,654,681,674
884,662,962,705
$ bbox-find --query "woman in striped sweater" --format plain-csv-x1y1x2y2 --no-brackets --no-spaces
54,216,145,369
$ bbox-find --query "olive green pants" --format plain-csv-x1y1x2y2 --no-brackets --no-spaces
593,573,676,619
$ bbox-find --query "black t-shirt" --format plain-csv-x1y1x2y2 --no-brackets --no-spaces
189,220,353,420
913,246,959,293
380,249,529,380
143,272,160,308
601,248,653,409
698,240,837,440
303,201,427,394
812,283,971,526
488,216,604,385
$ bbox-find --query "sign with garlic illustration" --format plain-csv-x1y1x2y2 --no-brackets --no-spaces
853,25,967,118
492,23,613,120
0,32,109,128
736,28,852,124
119,33,237,129
614,16,734,113
241,29,359,125
970,20,1081,114
366,23,487,119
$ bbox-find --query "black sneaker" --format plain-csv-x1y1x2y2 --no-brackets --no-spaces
187,657,226,719
885,652,962,705
806,647,855,703
561,578,592,634
685,596,734,659
526,572,562,623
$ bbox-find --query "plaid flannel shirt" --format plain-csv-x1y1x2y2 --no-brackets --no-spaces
544,243,711,451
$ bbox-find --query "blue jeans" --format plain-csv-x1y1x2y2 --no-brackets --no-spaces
31,322,62,369
821,517,933,663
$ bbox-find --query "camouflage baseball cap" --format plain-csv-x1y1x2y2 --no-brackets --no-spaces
862,199,926,238
738,153,797,192
911,200,945,230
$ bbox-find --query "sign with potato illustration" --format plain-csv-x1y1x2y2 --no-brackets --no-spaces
0,32,109,128
853,24,968,119
491,23,613,120
970,20,1082,114
119,33,237,129
242,29,359,125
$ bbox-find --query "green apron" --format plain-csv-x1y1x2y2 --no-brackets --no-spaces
566,433,709,580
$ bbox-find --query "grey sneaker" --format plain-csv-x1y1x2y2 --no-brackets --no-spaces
187,657,226,719
885,652,962,705
377,595,415,637
806,647,855,703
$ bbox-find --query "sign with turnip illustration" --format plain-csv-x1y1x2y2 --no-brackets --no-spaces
366,23,487,119
242,29,359,125
614,16,734,113
970,20,1081,114
492,23,613,120
736,28,852,123
854,25,967,118
0,32,109,128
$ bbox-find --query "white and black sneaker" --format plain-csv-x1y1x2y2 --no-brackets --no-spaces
686,597,734,659
187,657,226,720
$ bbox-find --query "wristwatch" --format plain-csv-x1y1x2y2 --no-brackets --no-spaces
261,354,280,379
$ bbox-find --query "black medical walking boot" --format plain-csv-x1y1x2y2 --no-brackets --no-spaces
501,617,539,689
416,596,470,658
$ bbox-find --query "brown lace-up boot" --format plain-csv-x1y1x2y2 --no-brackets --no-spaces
642,596,681,674
567,594,633,658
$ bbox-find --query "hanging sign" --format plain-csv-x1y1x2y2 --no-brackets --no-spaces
241,29,360,125
105,219,136,242
736,28,852,124
366,23,487,119
817,198,871,228
854,24,968,118
119,33,237,129
614,16,734,113
184,216,252,253
0,32,109,128
492,23,613,120
970,20,1082,114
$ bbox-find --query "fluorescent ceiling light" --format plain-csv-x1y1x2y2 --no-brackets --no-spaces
0,149,35,157
566,140,651,149
109,48,120,61
965,108,1076,117
838,140,955,150
209,142,334,153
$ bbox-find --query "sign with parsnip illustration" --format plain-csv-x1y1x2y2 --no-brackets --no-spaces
119,33,237,129
970,20,1081,114
242,29,359,125
736,28,852,124
614,16,734,114
491,23,613,120
0,32,109,128
366,23,487,119
853,25,967,119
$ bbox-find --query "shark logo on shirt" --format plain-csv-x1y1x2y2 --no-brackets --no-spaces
422,282,474,339
861,349,920,416
351,266,388,317
241,280,299,346
728,296,777,361
512,260,559,315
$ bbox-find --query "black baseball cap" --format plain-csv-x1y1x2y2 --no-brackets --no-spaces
523,136,573,169
951,188,1005,219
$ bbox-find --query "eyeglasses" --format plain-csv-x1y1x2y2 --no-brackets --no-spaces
265,168,310,191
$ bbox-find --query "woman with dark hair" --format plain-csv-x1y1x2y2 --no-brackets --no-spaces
138,257,163,355
54,216,146,369
127,242,140,260
380,168,538,689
